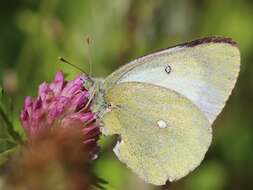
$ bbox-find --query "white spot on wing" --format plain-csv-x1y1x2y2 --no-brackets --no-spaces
113,140,124,157
91,154,98,160
157,120,168,128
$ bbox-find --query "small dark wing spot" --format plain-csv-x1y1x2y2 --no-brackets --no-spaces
165,65,171,74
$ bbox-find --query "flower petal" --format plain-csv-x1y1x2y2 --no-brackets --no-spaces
50,71,64,95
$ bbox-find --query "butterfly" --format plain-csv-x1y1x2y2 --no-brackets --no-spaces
90,37,240,185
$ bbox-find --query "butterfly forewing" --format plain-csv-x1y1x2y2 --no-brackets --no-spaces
104,37,240,124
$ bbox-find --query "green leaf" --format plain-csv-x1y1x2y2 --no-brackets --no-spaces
0,146,19,166
0,88,22,142
0,139,17,153
0,87,22,166
0,139,19,166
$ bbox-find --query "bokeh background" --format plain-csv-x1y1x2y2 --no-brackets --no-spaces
1,0,253,189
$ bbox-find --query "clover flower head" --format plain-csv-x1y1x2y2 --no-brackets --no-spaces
20,71,100,158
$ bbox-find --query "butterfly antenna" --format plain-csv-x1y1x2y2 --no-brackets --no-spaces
58,57,89,77
85,35,93,76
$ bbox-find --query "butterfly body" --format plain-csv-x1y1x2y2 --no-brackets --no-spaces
90,37,240,185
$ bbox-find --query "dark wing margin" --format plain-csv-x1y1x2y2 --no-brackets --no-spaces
136,36,237,60
180,36,237,47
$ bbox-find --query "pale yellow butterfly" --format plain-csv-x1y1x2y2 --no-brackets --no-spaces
91,37,240,185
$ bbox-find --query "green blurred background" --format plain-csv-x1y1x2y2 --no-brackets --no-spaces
0,0,253,189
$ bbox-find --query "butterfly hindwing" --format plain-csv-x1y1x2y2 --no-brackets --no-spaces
102,82,212,185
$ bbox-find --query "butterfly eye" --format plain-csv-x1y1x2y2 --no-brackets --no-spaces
165,65,171,74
